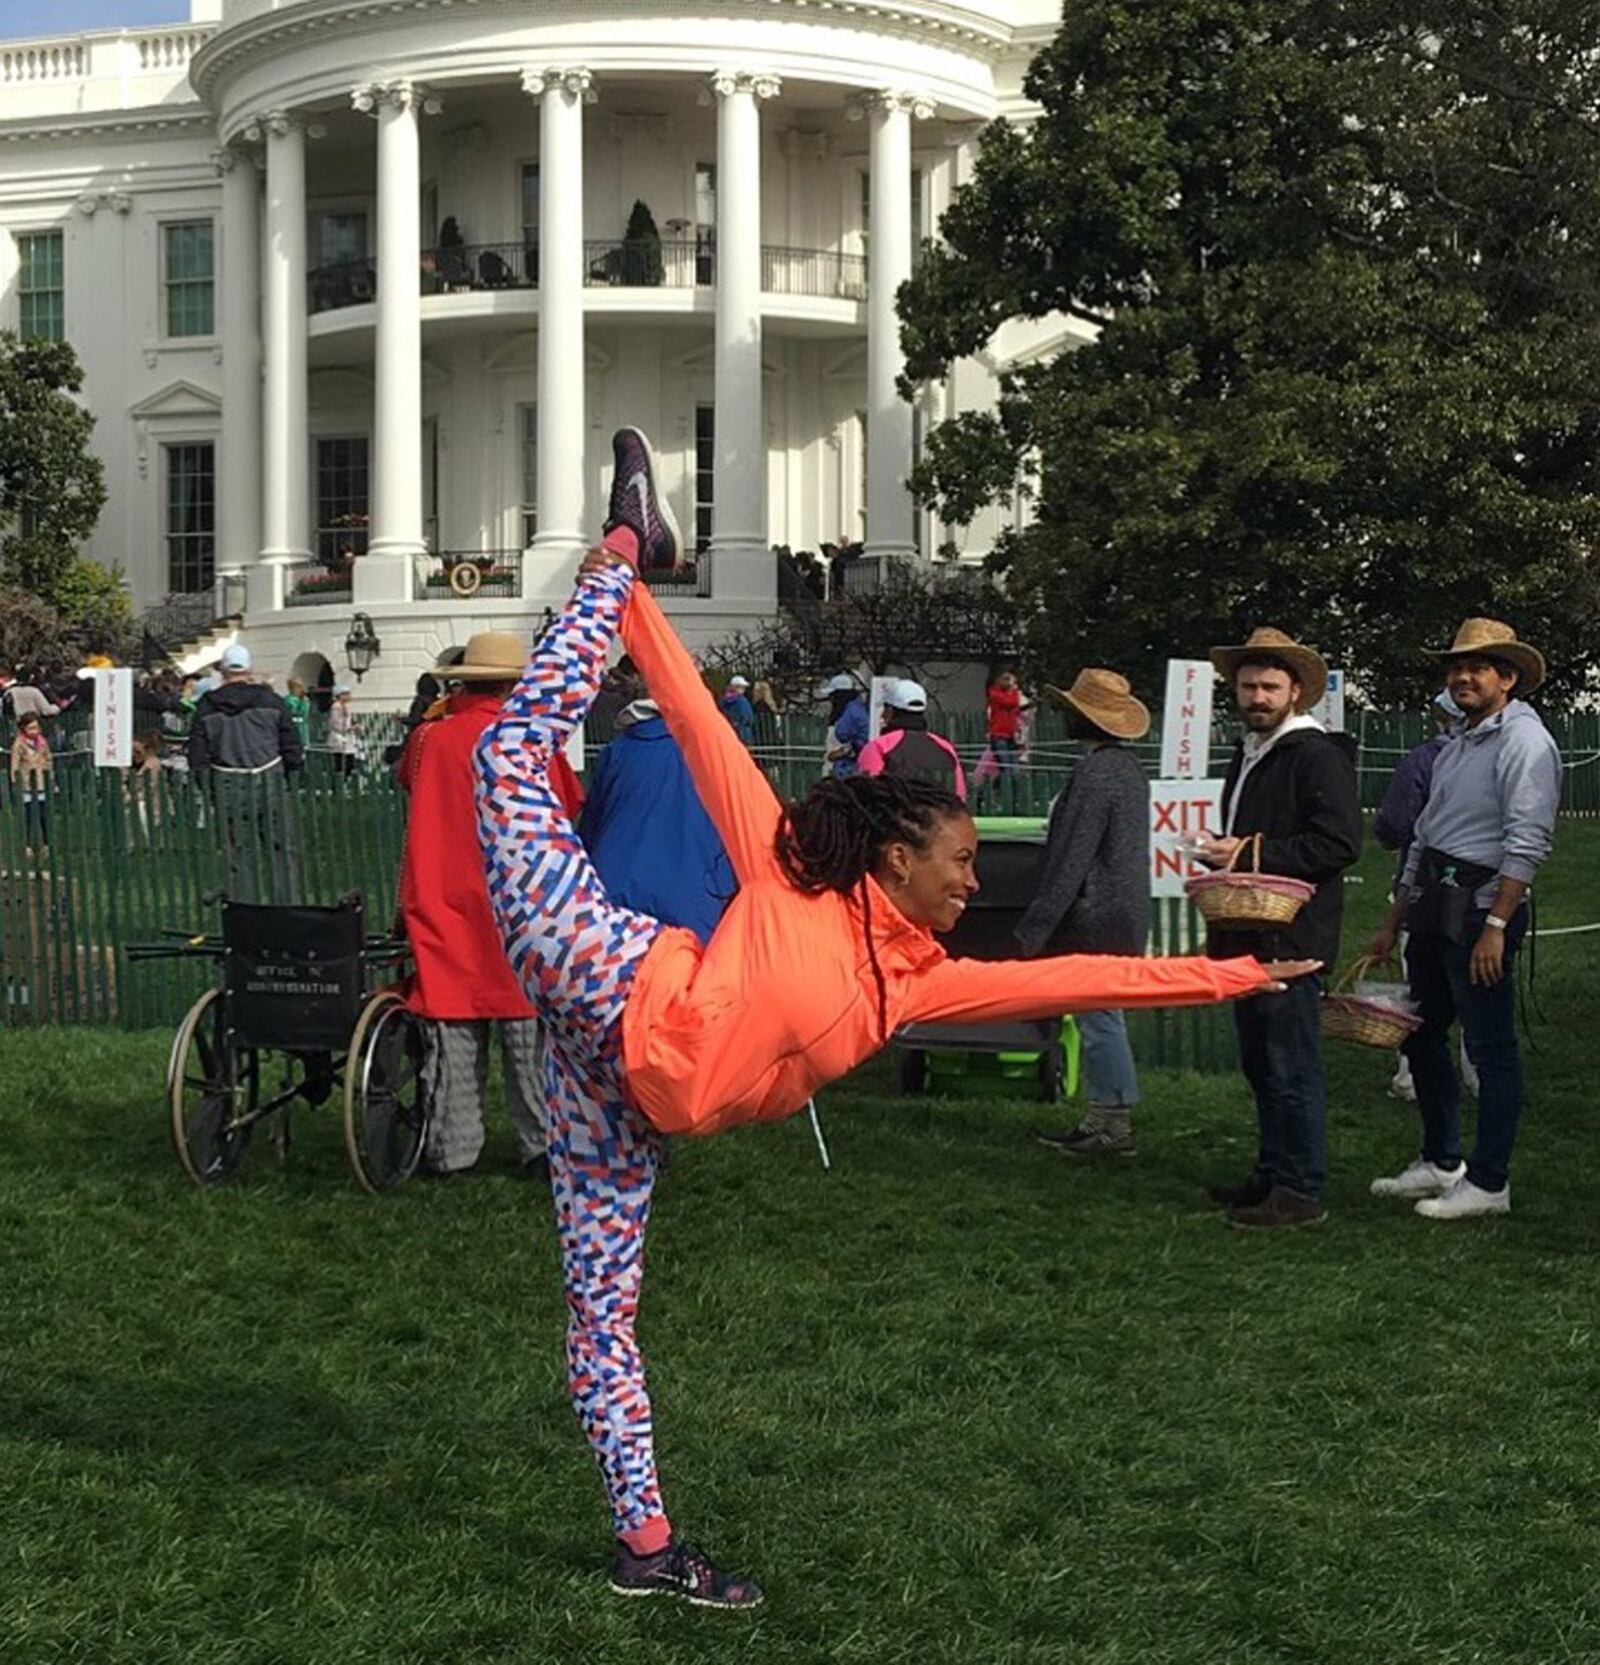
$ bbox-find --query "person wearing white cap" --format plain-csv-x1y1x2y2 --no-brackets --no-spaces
186,640,304,902
856,678,966,799
821,673,869,778
718,674,755,747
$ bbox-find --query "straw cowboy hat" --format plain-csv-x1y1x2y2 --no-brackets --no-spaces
1209,627,1328,712
436,631,527,684
1045,668,1151,741
1426,617,1545,696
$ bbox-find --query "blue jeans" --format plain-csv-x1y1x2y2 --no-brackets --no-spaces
1078,1009,1138,1107
1232,976,1327,1201
1401,907,1527,1192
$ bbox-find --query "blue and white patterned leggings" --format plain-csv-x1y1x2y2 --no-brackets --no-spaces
475,562,673,1547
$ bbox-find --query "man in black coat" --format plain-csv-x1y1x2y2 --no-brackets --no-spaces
1197,628,1362,1229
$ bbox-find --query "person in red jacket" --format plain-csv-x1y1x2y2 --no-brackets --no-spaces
984,668,1028,813
398,631,583,1179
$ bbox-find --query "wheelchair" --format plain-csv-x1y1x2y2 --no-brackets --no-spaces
131,896,428,1193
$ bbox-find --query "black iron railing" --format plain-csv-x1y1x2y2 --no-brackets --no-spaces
423,241,539,293
762,245,868,301
583,238,701,288
306,241,871,312
412,551,523,601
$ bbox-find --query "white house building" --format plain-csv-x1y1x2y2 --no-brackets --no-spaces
0,0,1071,705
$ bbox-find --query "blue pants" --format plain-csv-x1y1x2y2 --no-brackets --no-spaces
1402,908,1527,1192
1077,1009,1138,1107
1232,976,1327,1201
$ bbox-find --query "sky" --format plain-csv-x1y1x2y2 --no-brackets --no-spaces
0,1,190,39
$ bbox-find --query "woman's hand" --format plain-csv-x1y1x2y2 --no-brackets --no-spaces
579,545,630,579
1257,958,1323,993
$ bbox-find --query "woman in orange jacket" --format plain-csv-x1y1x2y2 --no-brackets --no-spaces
476,430,1309,1610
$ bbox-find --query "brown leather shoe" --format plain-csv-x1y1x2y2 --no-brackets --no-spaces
1227,1186,1327,1230
1207,1173,1271,1209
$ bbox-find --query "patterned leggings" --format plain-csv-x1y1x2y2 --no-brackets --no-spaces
475,562,673,1548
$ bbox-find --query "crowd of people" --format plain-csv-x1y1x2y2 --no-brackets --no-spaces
2,428,1565,1613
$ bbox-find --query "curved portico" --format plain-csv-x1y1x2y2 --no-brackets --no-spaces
192,0,1008,651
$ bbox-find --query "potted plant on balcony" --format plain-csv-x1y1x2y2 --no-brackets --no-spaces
618,200,664,286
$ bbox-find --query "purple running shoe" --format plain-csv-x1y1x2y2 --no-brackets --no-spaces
603,426,683,573
609,1536,765,1610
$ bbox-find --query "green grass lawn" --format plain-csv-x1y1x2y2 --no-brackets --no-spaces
4,825,1600,1663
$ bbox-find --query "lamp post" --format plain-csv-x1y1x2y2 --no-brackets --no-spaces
344,611,382,681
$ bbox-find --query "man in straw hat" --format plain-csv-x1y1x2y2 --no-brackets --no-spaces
1016,669,1151,1156
1366,619,1561,1221
1196,628,1362,1228
396,631,583,1179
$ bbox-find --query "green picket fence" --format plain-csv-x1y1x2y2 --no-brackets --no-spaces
0,759,401,1033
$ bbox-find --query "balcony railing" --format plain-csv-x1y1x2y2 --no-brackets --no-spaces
307,242,871,313
285,561,353,608
412,551,524,602
645,557,714,599
583,238,704,288
761,246,868,301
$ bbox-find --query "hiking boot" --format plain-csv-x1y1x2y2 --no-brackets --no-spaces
1207,1172,1272,1210
603,427,683,573
609,1536,764,1610
1227,1186,1327,1230
1370,1157,1465,1199
1034,1106,1135,1157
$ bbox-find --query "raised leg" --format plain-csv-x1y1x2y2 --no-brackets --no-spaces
476,563,663,1074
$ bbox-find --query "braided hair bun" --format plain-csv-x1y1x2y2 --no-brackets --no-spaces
775,774,965,895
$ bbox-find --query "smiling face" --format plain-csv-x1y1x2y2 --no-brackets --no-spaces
875,809,980,933
1445,654,1518,724
1233,661,1301,733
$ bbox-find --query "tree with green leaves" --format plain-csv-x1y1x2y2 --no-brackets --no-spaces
0,330,125,655
900,0,1600,703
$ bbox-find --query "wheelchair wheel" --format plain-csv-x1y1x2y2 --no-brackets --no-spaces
168,986,258,1186
343,989,428,1194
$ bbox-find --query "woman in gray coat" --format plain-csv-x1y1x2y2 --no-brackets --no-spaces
1014,670,1151,1156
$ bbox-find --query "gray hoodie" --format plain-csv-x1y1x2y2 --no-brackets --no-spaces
1400,699,1561,907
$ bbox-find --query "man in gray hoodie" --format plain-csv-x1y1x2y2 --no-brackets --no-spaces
1368,620,1561,1221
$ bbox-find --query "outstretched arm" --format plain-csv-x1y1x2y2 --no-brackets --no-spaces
620,574,783,884
904,950,1273,1027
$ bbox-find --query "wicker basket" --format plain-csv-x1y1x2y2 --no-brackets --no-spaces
1184,833,1315,927
1320,957,1423,1049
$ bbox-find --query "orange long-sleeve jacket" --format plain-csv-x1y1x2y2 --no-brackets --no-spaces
615,581,1272,1137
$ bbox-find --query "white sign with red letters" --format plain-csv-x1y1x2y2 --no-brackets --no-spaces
1159,659,1214,779
89,668,133,768
1149,778,1226,899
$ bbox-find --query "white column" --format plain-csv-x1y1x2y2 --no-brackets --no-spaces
353,80,437,605
522,66,593,592
862,90,932,562
253,110,310,610
215,143,261,615
708,69,780,602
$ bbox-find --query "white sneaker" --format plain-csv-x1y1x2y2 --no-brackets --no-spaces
1370,1157,1466,1198
1415,1178,1510,1220
1387,1068,1417,1103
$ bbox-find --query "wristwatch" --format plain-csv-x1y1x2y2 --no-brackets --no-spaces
1484,916,1508,931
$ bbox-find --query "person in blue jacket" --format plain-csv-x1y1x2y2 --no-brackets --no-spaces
578,697,735,946
822,673,870,778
